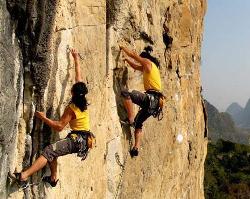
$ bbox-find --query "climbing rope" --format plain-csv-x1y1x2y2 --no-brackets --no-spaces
114,126,133,199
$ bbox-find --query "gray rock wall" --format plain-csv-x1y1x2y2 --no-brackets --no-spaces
0,1,23,197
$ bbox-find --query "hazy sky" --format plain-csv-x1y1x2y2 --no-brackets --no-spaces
201,0,250,111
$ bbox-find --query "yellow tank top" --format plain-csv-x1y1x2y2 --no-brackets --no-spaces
143,62,162,92
69,103,90,131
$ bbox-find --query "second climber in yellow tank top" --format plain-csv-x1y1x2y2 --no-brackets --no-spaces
120,45,164,158
12,49,95,188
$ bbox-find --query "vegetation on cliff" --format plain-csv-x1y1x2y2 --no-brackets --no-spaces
204,140,250,199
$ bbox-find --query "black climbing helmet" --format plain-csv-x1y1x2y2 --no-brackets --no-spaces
140,46,160,68
71,82,88,111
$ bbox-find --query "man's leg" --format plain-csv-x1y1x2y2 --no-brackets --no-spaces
21,155,48,181
21,139,72,181
41,138,78,186
121,89,150,156
123,98,134,123
134,128,142,149
121,89,148,124
131,109,151,156
121,89,134,123
49,158,58,182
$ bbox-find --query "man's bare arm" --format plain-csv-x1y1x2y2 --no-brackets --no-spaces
125,58,143,71
35,107,73,132
71,49,83,82
120,46,151,72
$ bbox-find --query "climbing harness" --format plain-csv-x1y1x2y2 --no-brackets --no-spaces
114,126,133,199
67,131,96,161
146,90,165,121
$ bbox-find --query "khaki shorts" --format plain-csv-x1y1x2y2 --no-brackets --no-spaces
41,137,80,162
121,89,152,129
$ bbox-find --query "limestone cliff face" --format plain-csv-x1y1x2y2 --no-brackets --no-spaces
0,0,207,198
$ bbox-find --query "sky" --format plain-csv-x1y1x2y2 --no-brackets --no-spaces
201,0,250,111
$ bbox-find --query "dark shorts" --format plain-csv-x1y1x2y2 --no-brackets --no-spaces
121,89,152,129
41,137,80,162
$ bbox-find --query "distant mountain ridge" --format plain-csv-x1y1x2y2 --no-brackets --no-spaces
205,100,249,145
226,102,243,124
226,99,250,128
205,100,237,142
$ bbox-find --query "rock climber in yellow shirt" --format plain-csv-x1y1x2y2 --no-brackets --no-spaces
12,49,95,188
120,45,164,157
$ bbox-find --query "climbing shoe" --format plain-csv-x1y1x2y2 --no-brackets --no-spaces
13,172,29,189
42,176,58,187
130,147,139,158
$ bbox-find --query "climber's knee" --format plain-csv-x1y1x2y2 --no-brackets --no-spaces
121,89,131,99
134,108,151,129
134,121,143,129
134,115,144,129
41,145,55,162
